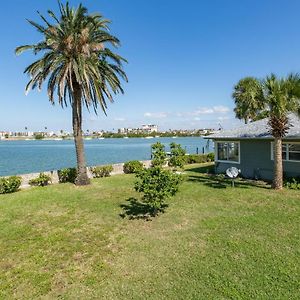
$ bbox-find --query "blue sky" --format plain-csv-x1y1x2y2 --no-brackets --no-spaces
1,0,300,132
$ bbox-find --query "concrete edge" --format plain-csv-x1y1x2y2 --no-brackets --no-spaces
1,160,152,189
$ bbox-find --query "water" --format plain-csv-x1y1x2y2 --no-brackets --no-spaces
0,137,212,176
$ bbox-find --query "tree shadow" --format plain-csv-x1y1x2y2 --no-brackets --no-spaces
187,174,270,190
119,197,168,220
184,165,215,174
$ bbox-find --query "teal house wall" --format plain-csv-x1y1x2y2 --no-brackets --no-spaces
214,139,300,180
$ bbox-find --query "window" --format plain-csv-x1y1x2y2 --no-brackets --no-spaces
271,142,300,162
216,142,240,163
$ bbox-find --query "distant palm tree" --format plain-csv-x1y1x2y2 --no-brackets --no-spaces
232,77,265,124
16,2,127,185
233,73,300,189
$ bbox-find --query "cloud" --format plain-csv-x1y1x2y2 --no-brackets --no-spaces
213,105,230,114
177,105,231,117
193,117,201,121
218,116,230,121
144,112,168,119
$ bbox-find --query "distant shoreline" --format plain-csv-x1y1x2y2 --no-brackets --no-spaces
0,135,208,141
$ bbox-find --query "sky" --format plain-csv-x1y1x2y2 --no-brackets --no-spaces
1,0,300,132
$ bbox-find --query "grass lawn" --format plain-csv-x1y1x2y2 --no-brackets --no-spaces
0,163,299,299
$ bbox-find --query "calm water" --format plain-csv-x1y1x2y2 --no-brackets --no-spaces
0,137,212,176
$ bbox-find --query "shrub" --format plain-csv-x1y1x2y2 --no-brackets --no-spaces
151,142,167,167
168,142,186,169
29,173,52,187
123,160,144,174
34,133,44,140
185,153,214,164
0,176,22,194
134,166,182,215
206,152,215,161
284,177,300,190
58,168,77,183
91,165,113,178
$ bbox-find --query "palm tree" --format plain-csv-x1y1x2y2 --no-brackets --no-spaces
16,2,127,185
232,77,265,124
233,73,300,189
262,73,300,189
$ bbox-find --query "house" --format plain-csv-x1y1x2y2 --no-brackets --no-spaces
205,113,300,180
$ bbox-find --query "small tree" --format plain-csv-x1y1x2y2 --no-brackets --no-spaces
168,142,186,169
134,167,182,216
151,142,167,167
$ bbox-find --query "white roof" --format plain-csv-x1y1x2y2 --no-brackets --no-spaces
207,113,300,139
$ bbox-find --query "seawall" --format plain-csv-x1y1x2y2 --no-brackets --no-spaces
3,160,152,189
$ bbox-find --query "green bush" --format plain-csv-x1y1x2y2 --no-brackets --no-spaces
185,153,214,164
207,152,215,161
168,143,186,169
29,173,52,187
284,178,300,190
151,142,167,167
134,166,182,215
91,165,113,178
34,133,44,140
58,168,77,183
0,176,22,194
123,160,144,174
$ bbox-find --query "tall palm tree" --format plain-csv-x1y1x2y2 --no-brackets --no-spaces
232,77,265,124
262,73,300,189
16,2,127,185
233,73,300,189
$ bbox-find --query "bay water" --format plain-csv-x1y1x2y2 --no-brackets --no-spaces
0,137,212,176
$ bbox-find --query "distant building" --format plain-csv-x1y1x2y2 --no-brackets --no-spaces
118,124,158,135
141,124,158,133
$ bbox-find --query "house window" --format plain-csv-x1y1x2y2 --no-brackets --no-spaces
216,142,240,163
271,142,300,162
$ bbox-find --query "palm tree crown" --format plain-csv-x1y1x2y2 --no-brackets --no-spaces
232,77,265,123
16,1,127,113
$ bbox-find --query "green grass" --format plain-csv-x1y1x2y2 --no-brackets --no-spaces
0,163,299,299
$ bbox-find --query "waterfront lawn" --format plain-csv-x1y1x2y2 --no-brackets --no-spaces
0,163,299,299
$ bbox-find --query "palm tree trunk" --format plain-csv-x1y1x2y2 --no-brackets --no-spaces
272,137,283,190
72,82,90,186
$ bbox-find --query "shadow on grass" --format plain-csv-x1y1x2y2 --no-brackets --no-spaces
187,174,270,190
119,197,168,220
184,164,215,174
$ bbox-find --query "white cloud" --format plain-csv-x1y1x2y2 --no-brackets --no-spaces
193,117,201,121
192,108,214,115
144,112,168,119
213,105,230,114
218,116,230,121
177,105,231,117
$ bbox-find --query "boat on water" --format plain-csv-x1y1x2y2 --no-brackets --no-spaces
172,136,178,138
123,136,129,139
145,136,154,139
98,137,105,140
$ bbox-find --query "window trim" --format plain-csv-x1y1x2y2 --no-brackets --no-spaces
270,141,300,163
215,141,240,164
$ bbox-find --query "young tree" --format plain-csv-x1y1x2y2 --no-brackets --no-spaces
168,142,186,169
151,142,167,167
16,2,127,185
233,73,300,189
